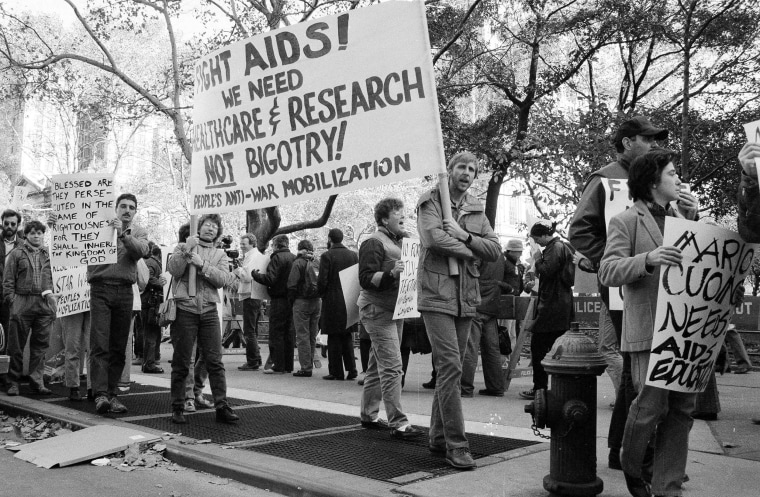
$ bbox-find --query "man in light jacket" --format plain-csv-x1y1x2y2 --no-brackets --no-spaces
235,233,263,371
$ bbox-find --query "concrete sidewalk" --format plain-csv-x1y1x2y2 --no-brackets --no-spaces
2,344,759,496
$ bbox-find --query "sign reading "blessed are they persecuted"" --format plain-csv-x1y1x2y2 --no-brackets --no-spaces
189,1,445,213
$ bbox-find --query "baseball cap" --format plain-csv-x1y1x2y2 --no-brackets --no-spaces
614,116,668,143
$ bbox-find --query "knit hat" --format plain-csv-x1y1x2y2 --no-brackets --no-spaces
505,239,524,251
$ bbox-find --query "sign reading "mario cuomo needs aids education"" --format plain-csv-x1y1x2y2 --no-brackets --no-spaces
189,1,445,214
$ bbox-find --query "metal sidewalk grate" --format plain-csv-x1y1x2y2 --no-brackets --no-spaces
242,428,540,483
129,405,359,444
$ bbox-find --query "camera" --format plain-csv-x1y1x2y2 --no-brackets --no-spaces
218,234,240,270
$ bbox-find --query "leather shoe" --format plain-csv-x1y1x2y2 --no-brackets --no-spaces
216,405,239,423
346,371,358,380
623,471,652,497
293,370,312,377
390,425,423,439
446,447,476,470
109,396,128,414
69,388,83,402
478,389,504,397
733,364,750,374
142,366,164,374
361,418,389,430
429,444,446,457
323,374,344,380
172,410,187,424
238,363,260,371
519,389,535,400
7,383,19,396
692,411,717,421
95,395,111,414
422,379,436,389
608,449,622,470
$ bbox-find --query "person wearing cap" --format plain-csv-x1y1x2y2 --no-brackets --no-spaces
736,140,760,426
519,220,575,401
568,116,698,470
252,234,296,374
416,151,501,470
499,238,526,353
318,228,359,380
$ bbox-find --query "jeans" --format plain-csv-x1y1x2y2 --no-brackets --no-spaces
530,329,566,391
184,344,207,399
725,327,752,367
623,351,695,497
598,303,623,393
242,298,262,366
421,311,471,450
141,306,162,368
170,308,227,410
89,283,134,397
268,297,294,372
327,333,356,378
59,312,90,388
462,312,505,395
293,298,321,372
7,295,55,387
359,304,408,428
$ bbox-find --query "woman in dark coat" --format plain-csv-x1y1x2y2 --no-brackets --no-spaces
519,220,575,400
318,228,359,380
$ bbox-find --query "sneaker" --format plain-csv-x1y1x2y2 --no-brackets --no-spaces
109,396,128,414
390,424,423,439
95,395,111,414
172,410,187,424
184,399,197,412
69,388,83,402
733,364,750,374
216,405,239,424
446,447,476,470
313,359,322,369
7,383,19,396
263,369,285,375
293,370,312,377
195,395,214,409
519,389,536,400
238,363,260,371
30,383,52,395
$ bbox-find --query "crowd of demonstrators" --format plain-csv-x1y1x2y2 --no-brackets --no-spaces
318,228,359,381
416,152,501,470
357,198,422,440
287,239,321,377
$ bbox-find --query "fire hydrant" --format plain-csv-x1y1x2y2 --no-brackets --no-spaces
524,322,608,497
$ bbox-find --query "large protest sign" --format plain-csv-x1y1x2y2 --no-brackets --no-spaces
189,1,445,214
645,218,758,393
393,238,421,319
52,266,90,317
51,173,116,268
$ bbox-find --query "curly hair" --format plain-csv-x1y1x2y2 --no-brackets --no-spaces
628,149,676,202
373,198,404,226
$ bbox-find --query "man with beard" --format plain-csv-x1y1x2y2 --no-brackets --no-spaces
0,209,23,357
88,193,150,415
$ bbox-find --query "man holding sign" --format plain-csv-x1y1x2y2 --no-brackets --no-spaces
416,152,500,470
88,193,149,415
357,198,421,439
599,150,697,497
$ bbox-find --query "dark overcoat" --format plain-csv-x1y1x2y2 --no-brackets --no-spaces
318,243,358,334
531,237,575,334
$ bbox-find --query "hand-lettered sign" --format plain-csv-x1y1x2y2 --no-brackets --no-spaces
645,218,759,393
393,238,420,319
50,173,116,268
52,265,90,317
189,1,445,213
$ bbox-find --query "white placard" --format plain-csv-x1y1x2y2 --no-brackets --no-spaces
50,173,116,268
52,265,90,317
393,237,420,319
339,263,359,328
645,218,758,392
189,1,445,213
